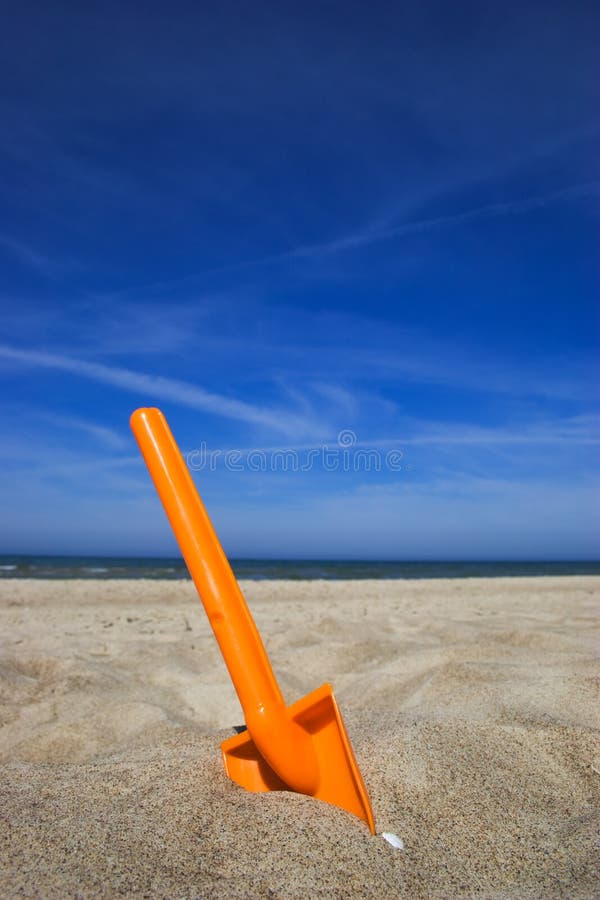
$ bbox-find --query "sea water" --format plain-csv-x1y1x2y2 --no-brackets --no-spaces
0,555,598,580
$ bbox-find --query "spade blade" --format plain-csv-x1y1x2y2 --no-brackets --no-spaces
222,683,375,833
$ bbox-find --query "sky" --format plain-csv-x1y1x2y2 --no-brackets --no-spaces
0,1,598,559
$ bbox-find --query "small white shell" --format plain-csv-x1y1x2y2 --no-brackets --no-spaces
382,832,404,850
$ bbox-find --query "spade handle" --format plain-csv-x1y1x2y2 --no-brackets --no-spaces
130,408,285,718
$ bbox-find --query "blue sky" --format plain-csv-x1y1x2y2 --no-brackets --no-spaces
0,1,598,559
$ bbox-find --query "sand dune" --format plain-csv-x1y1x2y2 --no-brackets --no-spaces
1,576,599,896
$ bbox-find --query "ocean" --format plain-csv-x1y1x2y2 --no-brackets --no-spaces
0,555,598,580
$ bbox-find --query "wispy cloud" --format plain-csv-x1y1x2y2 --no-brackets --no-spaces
283,180,600,261
0,233,64,276
104,179,600,296
0,344,317,436
0,233,80,277
369,414,600,447
37,411,131,450
169,413,600,464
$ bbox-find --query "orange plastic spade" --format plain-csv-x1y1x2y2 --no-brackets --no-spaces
130,408,375,832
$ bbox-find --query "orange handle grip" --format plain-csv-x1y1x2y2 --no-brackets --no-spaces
130,408,284,720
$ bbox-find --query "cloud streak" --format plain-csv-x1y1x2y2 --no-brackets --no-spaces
112,179,600,292
0,232,81,278
0,233,59,275
284,180,600,261
0,344,315,436
368,414,600,447
36,411,131,450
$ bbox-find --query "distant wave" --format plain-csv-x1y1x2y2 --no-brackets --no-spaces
0,556,598,580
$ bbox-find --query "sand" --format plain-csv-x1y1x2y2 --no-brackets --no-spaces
0,575,598,898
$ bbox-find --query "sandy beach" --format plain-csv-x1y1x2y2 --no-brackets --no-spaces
1,575,598,897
